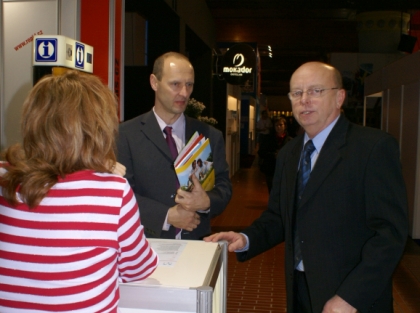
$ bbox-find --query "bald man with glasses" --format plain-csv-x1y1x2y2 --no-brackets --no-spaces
206,62,408,313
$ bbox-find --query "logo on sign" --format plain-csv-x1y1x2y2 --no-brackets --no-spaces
223,53,253,75
221,44,256,85
233,54,245,67
75,42,85,69
35,39,57,62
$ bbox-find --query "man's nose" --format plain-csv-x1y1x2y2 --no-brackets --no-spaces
179,85,189,97
299,92,311,104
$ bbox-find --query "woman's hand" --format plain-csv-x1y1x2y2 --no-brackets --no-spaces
109,161,126,176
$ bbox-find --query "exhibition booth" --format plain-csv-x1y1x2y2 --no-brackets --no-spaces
119,239,227,313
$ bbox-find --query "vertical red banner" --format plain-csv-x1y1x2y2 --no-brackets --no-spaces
80,0,123,118
114,0,122,118
80,0,110,85
410,11,420,53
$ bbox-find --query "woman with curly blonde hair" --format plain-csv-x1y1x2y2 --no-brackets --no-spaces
0,71,158,313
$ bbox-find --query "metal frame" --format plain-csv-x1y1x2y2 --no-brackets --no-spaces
0,1,4,149
119,240,227,313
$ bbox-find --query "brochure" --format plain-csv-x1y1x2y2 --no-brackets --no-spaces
175,133,215,191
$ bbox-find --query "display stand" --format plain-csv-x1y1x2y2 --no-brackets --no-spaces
119,239,227,313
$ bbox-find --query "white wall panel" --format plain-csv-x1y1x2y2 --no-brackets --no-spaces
382,89,389,132
1,0,57,148
387,87,402,142
365,52,420,238
1,0,79,148
400,82,420,235
60,0,80,40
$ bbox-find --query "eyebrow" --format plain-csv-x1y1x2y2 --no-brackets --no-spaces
291,85,324,90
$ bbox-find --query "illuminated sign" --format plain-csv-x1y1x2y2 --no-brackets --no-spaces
222,44,256,85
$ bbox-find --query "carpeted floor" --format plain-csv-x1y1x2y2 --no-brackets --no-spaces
239,154,256,169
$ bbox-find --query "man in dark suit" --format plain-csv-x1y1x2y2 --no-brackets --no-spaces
118,52,232,240
205,62,408,312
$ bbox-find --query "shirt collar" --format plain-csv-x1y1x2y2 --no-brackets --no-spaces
304,115,340,154
153,107,186,143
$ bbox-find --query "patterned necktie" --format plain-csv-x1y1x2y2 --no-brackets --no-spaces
163,126,182,238
294,140,315,268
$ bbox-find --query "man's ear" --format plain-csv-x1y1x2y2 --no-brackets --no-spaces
150,74,158,91
336,89,346,109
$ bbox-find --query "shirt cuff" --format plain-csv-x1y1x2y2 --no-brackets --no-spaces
234,233,250,252
162,211,171,231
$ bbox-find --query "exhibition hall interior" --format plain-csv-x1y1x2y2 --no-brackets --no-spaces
1,0,420,312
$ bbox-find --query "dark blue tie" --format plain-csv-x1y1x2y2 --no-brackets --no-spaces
294,140,315,268
296,140,315,203
163,126,182,237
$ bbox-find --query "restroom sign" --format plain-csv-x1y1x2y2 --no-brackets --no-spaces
75,42,84,69
35,38,57,62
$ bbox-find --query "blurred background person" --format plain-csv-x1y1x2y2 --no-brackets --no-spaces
0,71,158,313
256,110,273,149
287,115,302,138
259,117,292,193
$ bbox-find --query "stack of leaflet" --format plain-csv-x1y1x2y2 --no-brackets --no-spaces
174,131,215,191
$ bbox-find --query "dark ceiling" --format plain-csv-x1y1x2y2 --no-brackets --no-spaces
205,0,420,96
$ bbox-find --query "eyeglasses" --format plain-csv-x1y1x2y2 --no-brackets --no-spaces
288,87,339,101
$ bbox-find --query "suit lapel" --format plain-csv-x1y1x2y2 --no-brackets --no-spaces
285,135,304,226
286,137,303,201
140,111,174,160
185,116,204,142
299,116,349,208
185,116,195,142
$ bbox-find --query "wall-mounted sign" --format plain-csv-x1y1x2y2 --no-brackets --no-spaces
221,44,256,85
33,35,93,73
35,38,58,62
75,42,85,69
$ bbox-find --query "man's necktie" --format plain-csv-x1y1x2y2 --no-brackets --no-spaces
294,140,315,269
163,126,178,163
163,126,182,238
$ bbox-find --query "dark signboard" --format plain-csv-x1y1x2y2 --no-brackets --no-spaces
221,44,256,85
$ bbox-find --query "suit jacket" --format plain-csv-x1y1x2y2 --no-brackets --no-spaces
117,110,232,240
238,115,408,313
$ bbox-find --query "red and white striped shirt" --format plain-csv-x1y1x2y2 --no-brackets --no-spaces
0,170,158,313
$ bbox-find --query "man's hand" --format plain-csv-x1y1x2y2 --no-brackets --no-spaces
322,295,357,313
167,204,200,231
176,174,210,211
204,231,247,252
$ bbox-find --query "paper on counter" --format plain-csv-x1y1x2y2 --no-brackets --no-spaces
150,240,187,267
